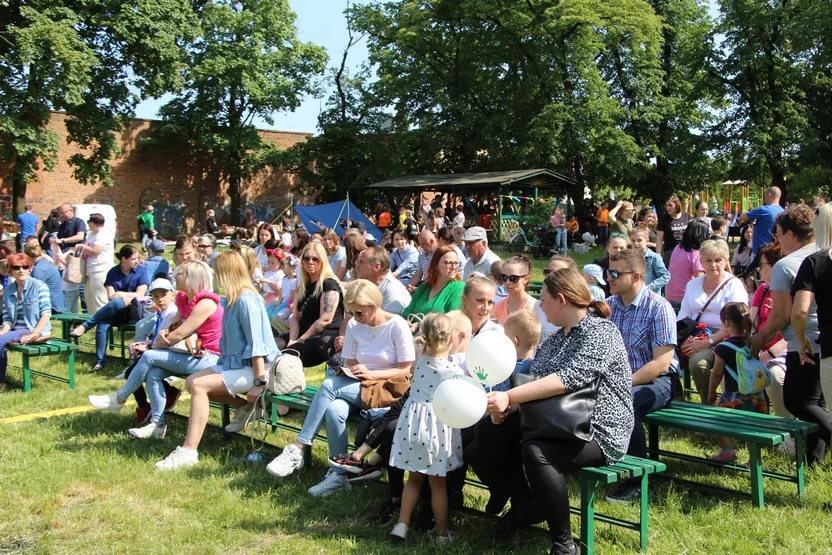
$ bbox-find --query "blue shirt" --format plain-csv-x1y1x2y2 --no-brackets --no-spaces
216,291,280,371
607,286,679,376
493,358,533,392
746,204,784,255
644,249,671,292
16,212,39,241
143,256,171,282
390,245,419,285
57,217,87,252
31,258,66,313
104,265,150,293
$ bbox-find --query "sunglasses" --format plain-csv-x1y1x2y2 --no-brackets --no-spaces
197,244,211,249
301,256,321,263
11,265,30,271
606,269,634,280
610,232,628,238
346,308,366,318
500,274,528,284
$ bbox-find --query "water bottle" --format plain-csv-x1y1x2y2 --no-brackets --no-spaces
234,452,269,464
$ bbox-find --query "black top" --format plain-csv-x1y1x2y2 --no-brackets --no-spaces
792,251,832,358
296,277,344,336
206,216,219,233
713,335,746,393
39,217,61,250
657,212,692,255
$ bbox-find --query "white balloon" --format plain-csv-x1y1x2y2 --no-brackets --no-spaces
433,375,487,429
466,331,517,386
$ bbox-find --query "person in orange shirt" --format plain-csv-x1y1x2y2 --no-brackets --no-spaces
595,202,610,246
566,215,580,247
377,207,392,230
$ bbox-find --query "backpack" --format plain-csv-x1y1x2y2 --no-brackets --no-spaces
267,349,306,396
718,341,773,395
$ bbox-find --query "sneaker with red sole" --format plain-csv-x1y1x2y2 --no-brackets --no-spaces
346,465,384,483
329,453,370,474
164,388,182,413
136,406,151,425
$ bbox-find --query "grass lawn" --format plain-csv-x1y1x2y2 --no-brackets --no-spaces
2,243,832,553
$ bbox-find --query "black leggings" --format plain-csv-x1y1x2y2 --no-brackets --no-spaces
473,412,536,511
522,438,606,546
276,331,338,367
783,351,831,465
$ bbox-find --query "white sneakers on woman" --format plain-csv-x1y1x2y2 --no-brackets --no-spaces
155,446,198,470
127,423,167,439
87,393,125,413
307,469,350,497
224,402,262,433
266,444,305,477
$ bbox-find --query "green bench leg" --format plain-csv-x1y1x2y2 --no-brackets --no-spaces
795,436,806,500
682,367,692,400
68,350,76,390
22,353,31,392
270,402,278,432
638,472,648,552
748,443,764,508
580,478,597,555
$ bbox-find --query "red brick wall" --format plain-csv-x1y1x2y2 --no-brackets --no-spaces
0,112,311,240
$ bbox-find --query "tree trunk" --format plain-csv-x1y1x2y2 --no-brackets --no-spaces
12,174,27,219
228,173,242,226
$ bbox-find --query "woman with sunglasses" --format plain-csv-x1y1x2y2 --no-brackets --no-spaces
70,245,150,372
267,279,415,497
657,194,693,267
0,254,52,388
491,255,536,326
401,246,464,322
276,242,345,367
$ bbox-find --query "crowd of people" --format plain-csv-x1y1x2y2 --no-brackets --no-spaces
1,189,831,555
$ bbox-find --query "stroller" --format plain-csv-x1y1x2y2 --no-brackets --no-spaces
534,225,557,258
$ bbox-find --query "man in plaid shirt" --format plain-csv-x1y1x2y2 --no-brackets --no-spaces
605,248,679,503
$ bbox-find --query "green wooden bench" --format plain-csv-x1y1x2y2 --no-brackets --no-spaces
230,386,666,554
9,339,79,392
52,312,135,362
643,401,818,508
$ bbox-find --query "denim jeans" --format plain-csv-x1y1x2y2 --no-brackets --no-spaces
297,368,362,469
628,375,674,458
0,329,31,383
83,297,129,365
134,316,157,343
120,349,220,425
64,289,81,314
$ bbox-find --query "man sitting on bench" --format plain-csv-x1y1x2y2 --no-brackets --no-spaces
604,248,679,502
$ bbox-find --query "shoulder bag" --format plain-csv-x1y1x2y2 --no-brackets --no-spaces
513,372,599,443
63,252,86,285
360,373,410,410
677,276,737,344
165,320,205,358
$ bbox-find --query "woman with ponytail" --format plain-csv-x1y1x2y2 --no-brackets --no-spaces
483,268,633,554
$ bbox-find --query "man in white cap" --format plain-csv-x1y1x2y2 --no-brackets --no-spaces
462,226,501,280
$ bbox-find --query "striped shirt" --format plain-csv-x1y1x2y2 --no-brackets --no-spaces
607,285,679,376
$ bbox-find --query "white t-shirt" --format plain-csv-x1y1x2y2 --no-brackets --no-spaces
377,272,412,314
281,232,292,249
453,212,465,227
85,229,115,272
262,269,284,294
677,273,749,328
328,246,346,274
463,248,501,280
280,275,298,304
342,315,415,370
254,245,269,270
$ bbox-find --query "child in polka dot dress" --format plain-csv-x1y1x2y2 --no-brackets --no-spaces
389,313,463,545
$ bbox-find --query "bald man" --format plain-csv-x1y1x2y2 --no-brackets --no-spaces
406,230,437,293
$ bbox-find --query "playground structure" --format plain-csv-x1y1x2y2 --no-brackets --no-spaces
684,181,764,221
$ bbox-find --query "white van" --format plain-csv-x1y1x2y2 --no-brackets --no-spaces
73,204,119,244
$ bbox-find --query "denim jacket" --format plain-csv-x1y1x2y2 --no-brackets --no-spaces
390,245,419,285
216,291,279,372
2,277,52,334
644,249,671,293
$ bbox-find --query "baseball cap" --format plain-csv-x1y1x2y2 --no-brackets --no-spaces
148,239,167,254
462,226,487,242
148,278,174,294
582,264,606,286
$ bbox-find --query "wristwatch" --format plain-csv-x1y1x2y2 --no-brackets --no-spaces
707,337,715,346
253,378,267,387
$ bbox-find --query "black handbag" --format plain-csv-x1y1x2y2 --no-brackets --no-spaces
513,372,599,443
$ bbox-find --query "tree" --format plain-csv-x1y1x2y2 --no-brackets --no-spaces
145,0,327,224
0,0,197,216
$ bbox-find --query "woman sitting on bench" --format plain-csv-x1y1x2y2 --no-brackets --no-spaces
0,253,52,388
70,245,149,372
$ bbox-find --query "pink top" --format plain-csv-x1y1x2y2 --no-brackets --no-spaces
550,215,563,228
491,295,537,326
665,246,704,302
174,291,223,354
751,283,784,350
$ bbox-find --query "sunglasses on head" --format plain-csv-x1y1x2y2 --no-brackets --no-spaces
11,265,30,271
606,269,634,280
500,274,528,284
301,255,320,263
610,232,628,238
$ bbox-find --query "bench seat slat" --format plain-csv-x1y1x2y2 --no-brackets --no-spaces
662,402,818,436
643,413,784,445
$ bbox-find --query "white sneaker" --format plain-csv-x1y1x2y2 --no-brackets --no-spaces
127,423,167,439
155,446,198,471
224,403,262,433
308,469,351,497
390,522,408,542
266,444,305,477
88,393,125,414
435,531,455,545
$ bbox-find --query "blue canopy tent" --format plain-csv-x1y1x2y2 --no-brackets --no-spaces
294,199,382,241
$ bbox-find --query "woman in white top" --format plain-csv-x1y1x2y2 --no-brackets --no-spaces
253,223,277,270
266,279,415,498
77,213,115,314
678,239,749,403
323,228,348,280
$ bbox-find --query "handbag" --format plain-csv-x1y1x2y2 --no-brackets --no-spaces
677,276,737,345
129,297,156,324
267,349,306,395
165,320,205,358
360,373,410,410
63,252,86,284
513,372,599,443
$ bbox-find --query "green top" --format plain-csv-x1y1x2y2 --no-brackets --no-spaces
137,211,155,229
401,280,464,319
